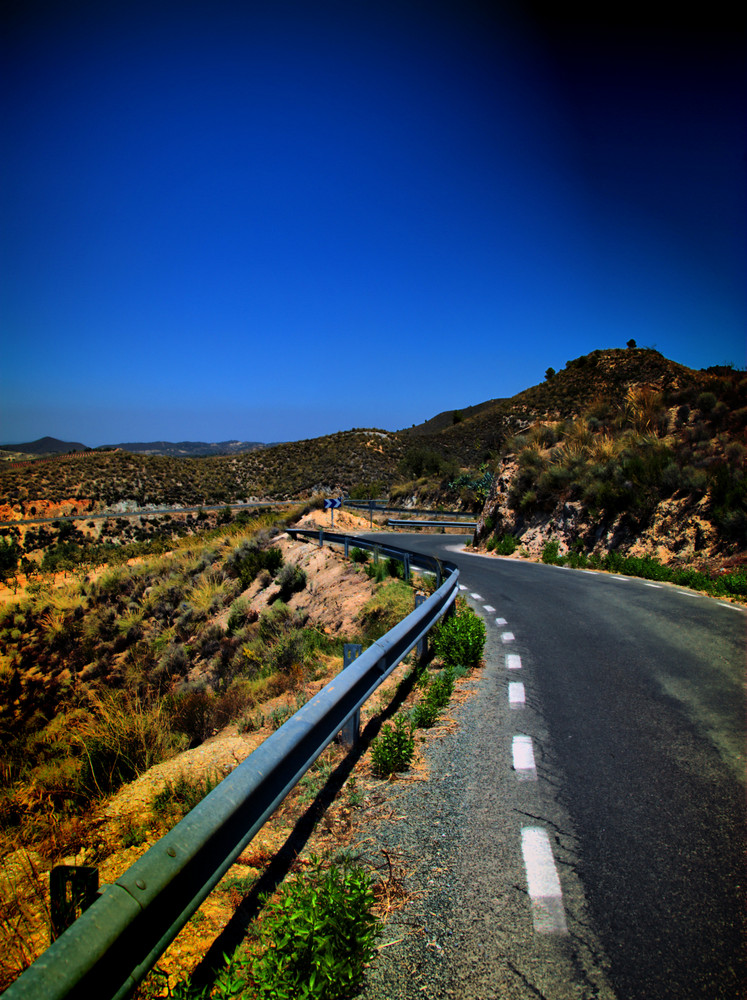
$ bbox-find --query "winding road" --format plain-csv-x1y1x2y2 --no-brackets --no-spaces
359,533,746,1000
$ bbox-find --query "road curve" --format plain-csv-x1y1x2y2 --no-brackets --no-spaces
361,533,746,1000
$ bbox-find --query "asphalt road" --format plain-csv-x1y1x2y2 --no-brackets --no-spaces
362,533,746,1000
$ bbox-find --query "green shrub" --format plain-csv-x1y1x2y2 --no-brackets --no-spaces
541,540,563,564
227,541,284,590
410,698,440,729
226,597,249,634
275,563,307,601
364,561,389,583
493,534,518,555
350,547,369,564
250,858,379,999
370,713,415,776
431,600,486,667
411,666,456,729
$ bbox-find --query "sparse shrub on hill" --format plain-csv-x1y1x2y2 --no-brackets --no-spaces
226,539,283,590
399,446,451,479
0,537,20,580
275,563,307,601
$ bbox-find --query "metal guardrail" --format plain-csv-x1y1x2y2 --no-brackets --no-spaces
5,533,459,1000
345,501,477,517
386,519,477,530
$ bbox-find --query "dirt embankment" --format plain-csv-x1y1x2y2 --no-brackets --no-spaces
0,508,429,991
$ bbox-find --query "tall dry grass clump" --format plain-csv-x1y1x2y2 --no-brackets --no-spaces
76,691,186,800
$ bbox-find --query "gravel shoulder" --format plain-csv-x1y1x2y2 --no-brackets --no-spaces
352,605,617,1000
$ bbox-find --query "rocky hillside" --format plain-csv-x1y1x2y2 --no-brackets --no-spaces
470,350,746,566
0,348,744,567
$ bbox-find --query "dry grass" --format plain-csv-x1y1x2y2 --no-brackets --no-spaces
0,850,51,992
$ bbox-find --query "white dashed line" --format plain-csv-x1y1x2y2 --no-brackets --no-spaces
611,575,628,581
521,827,568,934
501,632,515,643
470,592,483,601
680,591,700,598
483,604,496,613
645,583,662,588
495,617,507,625
719,602,740,610
512,735,537,780
509,682,525,707
506,654,522,670
458,584,467,591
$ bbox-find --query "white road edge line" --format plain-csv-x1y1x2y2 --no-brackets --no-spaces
513,735,537,780
719,602,741,610
495,617,507,625
502,632,515,643
483,604,496,613
521,827,568,934
645,583,662,588
470,592,483,601
509,681,525,707
506,654,522,670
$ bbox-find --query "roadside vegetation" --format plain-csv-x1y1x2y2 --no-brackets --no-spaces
0,501,486,994
536,541,747,598
0,505,323,863
143,598,485,1000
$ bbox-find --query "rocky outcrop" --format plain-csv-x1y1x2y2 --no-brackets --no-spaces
475,456,725,565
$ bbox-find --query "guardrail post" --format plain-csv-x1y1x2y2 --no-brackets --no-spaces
50,865,98,942
344,536,349,558
374,545,379,565
339,644,363,746
415,594,427,658
319,527,323,548
403,552,410,582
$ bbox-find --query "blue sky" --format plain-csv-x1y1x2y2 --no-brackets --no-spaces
2,1,745,446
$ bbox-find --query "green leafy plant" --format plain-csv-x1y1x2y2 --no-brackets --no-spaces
411,666,456,729
350,547,369,564
541,540,563,564
431,600,486,667
249,858,380,999
370,713,415,776
488,534,518,555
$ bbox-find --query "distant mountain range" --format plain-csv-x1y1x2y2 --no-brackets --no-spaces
0,437,268,458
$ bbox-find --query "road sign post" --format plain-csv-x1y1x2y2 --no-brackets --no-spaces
324,497,342,527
